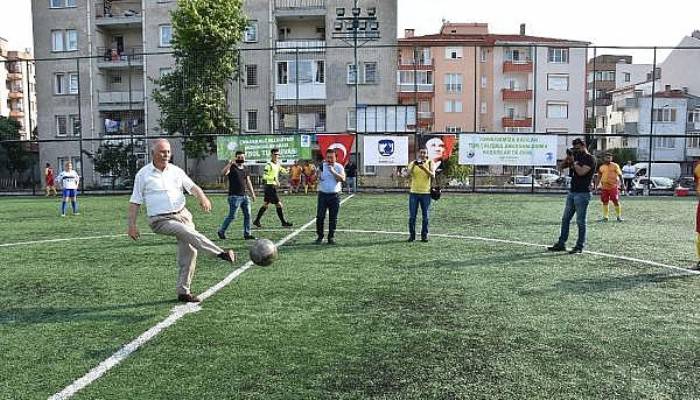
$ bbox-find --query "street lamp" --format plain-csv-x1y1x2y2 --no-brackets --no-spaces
333,1,380,192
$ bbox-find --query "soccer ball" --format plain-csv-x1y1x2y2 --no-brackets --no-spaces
249,239,278,267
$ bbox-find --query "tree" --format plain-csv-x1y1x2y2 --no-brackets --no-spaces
441,143,473,186
87,142,139,190
152,0,248,161
0,116,32,184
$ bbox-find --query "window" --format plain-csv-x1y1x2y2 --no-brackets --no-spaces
347,64,357,84
66,0,76,6
364,62,377,84
446,126,462,133
54,73,65,94
246,65,258,86
653,137,676,148
481,76,487,89
363,165,376,175
69,114,80,136
624,72,631,82
548,48,569,63
110,74,122,84
50,0,76,8
445,47,462,59
444,100,463,113
247,110,258,131
547,74,569,91
159,68,172,78
480,101,487,114
278,61,325,85
244,22,258,43
444,73,463,93
57,157,69,172
159,25,172,47
69,73,79,94
66,30,78,51
653,108,677,122
51,30,64,52
55,116,67,136
71,157,82,176
398,71,433,86
480,48,487,63
347,109,356,130
547,102,568,119
689,109,700,123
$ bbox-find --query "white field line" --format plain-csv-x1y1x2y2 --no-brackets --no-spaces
258,228,700,276
47,194,354,400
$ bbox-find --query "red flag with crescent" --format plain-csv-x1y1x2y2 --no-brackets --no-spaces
317,134,355,166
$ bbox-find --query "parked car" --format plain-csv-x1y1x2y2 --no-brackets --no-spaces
676,176,695,189
505,176,541,188
633,163,681,180
531,168,561,185
632,177,674,194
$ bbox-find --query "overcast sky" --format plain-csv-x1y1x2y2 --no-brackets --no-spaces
1,0,697,63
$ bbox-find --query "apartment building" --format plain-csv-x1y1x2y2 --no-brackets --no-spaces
398,23,587,158
0,37,37,141
33,0,399,186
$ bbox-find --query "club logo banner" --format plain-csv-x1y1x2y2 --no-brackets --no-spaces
363,136,409,166
317,134,355,166
459,134,558,166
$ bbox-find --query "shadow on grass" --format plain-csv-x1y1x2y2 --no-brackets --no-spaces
0,299,174,326
400,251,568,270
552,272,694,295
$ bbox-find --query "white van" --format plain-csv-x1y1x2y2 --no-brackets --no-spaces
632,163,681,180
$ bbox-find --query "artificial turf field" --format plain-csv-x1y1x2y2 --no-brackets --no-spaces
1,193,699,400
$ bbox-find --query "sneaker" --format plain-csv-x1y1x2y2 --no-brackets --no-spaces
598,218,609,223
327,238,336,245
421,237,429,243
616,217,624,222
569,247,583,254
547,244,566,252
314,237,324,245
407,237,415,243
177,293,201,303
244,234,256,240
282,222,293,228
253,221,262,228
60,214,66,217
217,230,226,240
74,213,80,216
689,262,700,271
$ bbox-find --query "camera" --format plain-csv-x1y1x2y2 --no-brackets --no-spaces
415,160,424,165
566,148,574,157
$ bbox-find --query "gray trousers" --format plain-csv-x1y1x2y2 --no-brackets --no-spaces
148,208,224,295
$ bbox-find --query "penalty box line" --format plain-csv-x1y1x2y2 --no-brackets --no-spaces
48,195,355,400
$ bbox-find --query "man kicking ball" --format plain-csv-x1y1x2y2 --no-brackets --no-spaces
253,148,293,228
596,153,624,222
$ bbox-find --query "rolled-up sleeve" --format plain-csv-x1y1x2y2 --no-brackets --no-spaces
180,168,196,194
129,171,144,204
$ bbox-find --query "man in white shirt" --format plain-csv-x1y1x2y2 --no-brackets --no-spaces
56,161,80,217
127,139,236,303
315,149,346,245
622,161,636,196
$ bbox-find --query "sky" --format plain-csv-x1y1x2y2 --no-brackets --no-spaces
0,0,697,63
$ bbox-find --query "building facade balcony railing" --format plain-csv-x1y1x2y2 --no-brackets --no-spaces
97,90,145,105
97,47,143,68
398,59,434,70
275,40,326,54
7,72,23,81
502,89,533,101
417,111,433,120
503,61,533,73
94,1,142,25
274,0,325,10
8,91,23,99
397,83,434,93
502,117,533,128
275,84,326,100
10,110,25,118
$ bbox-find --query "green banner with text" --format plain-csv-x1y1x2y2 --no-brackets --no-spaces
216,135,313,162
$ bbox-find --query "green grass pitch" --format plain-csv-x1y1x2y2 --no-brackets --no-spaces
1,193,699,399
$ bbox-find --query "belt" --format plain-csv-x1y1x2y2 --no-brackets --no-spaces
154,208,184,217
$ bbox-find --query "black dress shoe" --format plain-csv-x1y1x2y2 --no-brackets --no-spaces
177,293,201,303
253,221,262,228
421,237,429,242
407,237,415,242
244,234,256,240
327,238,336,245
282,222,293,227
217,230,226,240
314,237,324,245
568,247,583,254
547,244,566,252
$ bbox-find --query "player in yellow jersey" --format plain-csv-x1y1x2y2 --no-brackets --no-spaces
302,161,317,194
289,161,303,194
596,153,624,222
692,161,700,270
253,148,293,228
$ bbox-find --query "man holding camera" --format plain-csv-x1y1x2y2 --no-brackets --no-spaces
217,150,257,241
406,148,435,242
548,139,596,254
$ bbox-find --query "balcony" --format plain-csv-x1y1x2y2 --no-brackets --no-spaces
417,111,433,120
274,0,325,16
10,110,25,118
398,60,434,71
275,84,326,101
7,72,22,80
502,117,532,128
97,47,144,69
397,83,434,93
94,1,142,29
624,122,638,134
502,89,533,101
97,90,145,110
9,91,23,99
503,61,533,73
275,40,326,54
688,147,700,157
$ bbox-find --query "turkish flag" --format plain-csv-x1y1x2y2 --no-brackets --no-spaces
317,134,355,166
